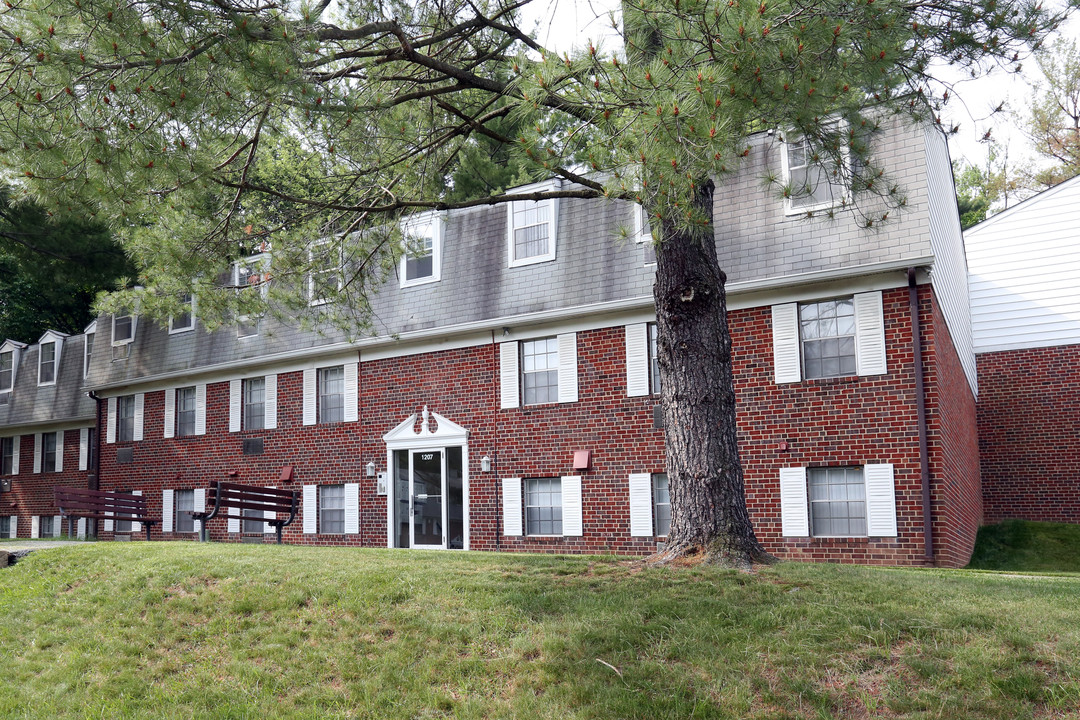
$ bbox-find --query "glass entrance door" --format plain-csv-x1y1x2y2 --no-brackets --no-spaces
410,450,444,549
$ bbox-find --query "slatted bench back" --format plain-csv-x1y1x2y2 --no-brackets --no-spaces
53,486,156,540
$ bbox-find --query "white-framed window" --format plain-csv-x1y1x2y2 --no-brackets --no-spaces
808,467,866,537
38,342,57,385
400,214,442,287
242,506,265,534
114,489,132,533
1,437,15,475
653,473,671,536
521,337,559,406
307,240,342,306
781,124,850,214
243,377,265,431
320,484,345,534
112,313,135,346
176,386,197,437
117,395,136,442
0,516,9,535
525,477,562,535
0,350,14,393
174,489,195,533
778,464,896,538
169,293,195,333
799,298,857,379
40,515,55,538
772,291,886,384
233,253,270,337
648,323,661,394
41,432,58,473
507,187,558,267
83,329,95,378
318,366,345,423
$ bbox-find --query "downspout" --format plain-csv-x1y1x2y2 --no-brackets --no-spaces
907,268,934,563
87,390,103,539
492,329,501,552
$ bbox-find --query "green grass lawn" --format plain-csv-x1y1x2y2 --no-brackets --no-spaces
1,544,1078,719
967,519,1080,573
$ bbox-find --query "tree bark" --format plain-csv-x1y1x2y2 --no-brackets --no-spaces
651,180,776,569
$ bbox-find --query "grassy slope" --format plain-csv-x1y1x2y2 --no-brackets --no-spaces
0,544,1077,719
967,519,1080,573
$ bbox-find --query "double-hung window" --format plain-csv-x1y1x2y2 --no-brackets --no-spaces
0,350,12,392
243,507,265,534
320,484,345,534
169,293,195,333
174,490,195,533
38,342,56,385
318,366,345,423
401,215,441,287
113,313,134,345
243,378,265,431
648,323,661,394
507,190,557,267
522,338,559,406
40,515,55,538
653,473,671,536
117,395,136,442
234,253,270,338
41,432,57,473
808,467,866,537
83,331,94,378
1,437,15,475
799,298,856,379
525,477,562,536
176,386,197,437
781,124,849,214
308,240,342,306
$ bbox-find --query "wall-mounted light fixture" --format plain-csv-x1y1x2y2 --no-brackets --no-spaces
481,455,492,472
366,461,377,477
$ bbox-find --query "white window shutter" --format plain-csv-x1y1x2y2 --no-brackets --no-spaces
772,303,802,384
162,489,174,533
625,324,650,397
163,388,176,438
131,490,142,534
302,369,317,426
302,484,317,534
779,467,809,537
229,380,242,432
628,473,654,536
343,362,359,422
502,478,522,536
55,433,63,473
106,397,117,443
499,342,519,409
33,434,42,474
77,518,86,539
10,436,18,475
8,516,16,538
264,374,278,429
854,291,887,376
79,428,89,470
865,463,898,537
561,475,583,536
193,488,206,534
344,482,360,534
194,384,207,435
557,333,578,403
104,510,113,533
133,393,144,441
31,515,39,539
228,513,240,533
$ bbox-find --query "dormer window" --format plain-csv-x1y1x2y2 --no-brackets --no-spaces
233,253,270,337
169,293,195,334
400,214,442,287
507,182,559,267
781,123,850,214
38,342,56,385
0,351,12,392
83,327,95,379
113,313,135,346
307,240,342,306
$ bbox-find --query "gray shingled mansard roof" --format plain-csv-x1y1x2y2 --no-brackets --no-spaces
0,333,96,429
63,116,955,397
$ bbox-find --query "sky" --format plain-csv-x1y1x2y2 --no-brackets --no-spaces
520,0,1080,170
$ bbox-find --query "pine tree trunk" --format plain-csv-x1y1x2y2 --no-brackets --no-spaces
651,179,776,569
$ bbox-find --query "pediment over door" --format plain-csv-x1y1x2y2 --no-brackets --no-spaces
383,406,469,449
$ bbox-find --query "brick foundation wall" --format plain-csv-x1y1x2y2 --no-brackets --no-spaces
977,344,1080,524
924,294,982,567
0,430,93,538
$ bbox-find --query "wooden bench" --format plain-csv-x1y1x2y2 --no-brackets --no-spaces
192,481,299,543
54,487,156,541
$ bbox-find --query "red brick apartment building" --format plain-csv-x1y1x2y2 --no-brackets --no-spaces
5,119,1068,568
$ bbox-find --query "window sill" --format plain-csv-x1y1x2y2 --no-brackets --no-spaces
400,275,440,289
508,253,556,268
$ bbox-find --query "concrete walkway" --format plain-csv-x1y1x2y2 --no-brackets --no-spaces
0,539,89,565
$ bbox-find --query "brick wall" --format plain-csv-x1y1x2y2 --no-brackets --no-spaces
977,344,1080,524
0,429,93,538
91,284,983,566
